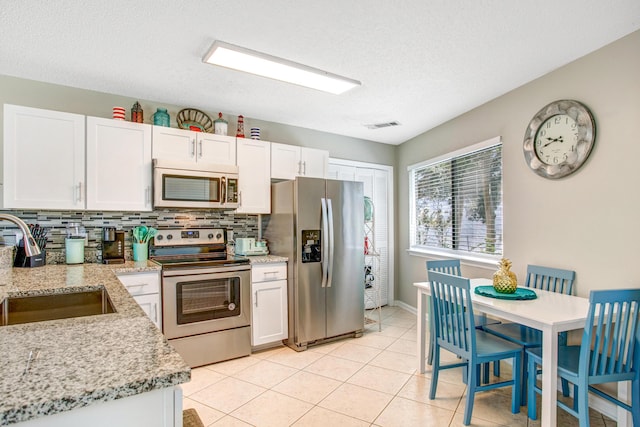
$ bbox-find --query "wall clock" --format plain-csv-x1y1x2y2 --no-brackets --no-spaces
523,99,596,179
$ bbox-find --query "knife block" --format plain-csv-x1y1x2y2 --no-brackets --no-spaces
13,240,46,268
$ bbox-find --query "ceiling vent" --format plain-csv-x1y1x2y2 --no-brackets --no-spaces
364,121,401,130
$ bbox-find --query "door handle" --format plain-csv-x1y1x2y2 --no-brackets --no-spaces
77,182,83,203
199,141,203,158
221,176,227,205
321,198,328,288
255,291,258,307
327,198,334,288
191,139,196,157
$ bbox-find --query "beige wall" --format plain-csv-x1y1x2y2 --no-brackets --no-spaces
0,75,395,168
396,30,640,307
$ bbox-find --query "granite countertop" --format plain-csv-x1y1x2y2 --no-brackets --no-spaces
246,255,288,264
0,263,190,426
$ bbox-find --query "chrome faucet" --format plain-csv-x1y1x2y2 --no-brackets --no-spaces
0,214,41,257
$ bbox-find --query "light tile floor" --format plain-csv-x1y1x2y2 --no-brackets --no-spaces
182,305,616,426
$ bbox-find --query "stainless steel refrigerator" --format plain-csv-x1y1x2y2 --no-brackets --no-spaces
263,177,364,351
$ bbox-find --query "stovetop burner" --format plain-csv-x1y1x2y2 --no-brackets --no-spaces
149,227,249,269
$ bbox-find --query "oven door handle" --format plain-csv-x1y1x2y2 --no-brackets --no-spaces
320,197,329,288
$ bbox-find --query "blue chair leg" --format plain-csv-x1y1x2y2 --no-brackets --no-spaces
561,378,570,397
429,347,440,399
463,361,476,426
576,382,589,426
527,354,538,420
512,353,522,415
427,297,434,366
520,351,528,406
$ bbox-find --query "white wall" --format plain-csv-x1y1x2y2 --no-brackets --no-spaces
396,30,640,307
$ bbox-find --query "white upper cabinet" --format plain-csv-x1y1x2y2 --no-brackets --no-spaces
271,142,328,180
3,104,85,209
86,117,152,211
152,126,236,165
236,138,271,214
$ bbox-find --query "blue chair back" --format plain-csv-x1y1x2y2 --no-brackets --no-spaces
525,265,575,295
427,259,462,277
429,271,475,360
582,289,640,381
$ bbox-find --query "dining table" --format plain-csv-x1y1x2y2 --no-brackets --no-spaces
414,277,631,427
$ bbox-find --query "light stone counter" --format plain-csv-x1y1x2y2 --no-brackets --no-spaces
246,255,288,264
0,263,189,425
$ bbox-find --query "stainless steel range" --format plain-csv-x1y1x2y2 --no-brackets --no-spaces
150,228,251,368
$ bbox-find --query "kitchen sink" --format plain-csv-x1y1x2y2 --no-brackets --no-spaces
0,288,116,326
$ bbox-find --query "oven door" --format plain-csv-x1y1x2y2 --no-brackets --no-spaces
162,265,250,339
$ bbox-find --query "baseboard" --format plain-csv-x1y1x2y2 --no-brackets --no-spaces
394,300,416,315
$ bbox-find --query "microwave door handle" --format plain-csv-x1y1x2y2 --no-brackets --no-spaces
220,176,226,205
320,198,328,288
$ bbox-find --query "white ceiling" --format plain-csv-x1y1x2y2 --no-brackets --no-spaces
1,1,639,145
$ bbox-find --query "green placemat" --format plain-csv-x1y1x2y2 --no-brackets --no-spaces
474,285,537,300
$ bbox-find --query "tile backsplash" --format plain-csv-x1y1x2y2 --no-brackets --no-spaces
0,208,260,264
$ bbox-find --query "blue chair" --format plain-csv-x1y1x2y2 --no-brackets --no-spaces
428,271,522,426
426,259,501,366
482,264,575,403
526,288,640,426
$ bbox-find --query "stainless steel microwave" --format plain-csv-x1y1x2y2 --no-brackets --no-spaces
153,159,239,209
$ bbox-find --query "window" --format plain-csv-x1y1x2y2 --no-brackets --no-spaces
409,137,502,258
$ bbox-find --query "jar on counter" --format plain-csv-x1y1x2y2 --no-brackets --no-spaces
65,222,86,264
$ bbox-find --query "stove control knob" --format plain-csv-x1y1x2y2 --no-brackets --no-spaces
166,234,173,240
156,235,163,241
216,233,223,240
208,233,214,239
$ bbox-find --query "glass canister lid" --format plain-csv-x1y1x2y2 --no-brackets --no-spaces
66,222,86,238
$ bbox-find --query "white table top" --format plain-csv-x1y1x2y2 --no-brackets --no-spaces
414,278,590,333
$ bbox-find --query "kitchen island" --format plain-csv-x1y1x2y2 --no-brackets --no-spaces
0,263,190,426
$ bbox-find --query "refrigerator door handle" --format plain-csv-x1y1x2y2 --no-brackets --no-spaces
321,197,329,288
327,198,335,288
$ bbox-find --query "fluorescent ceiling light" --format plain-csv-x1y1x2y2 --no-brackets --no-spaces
203,41,361,95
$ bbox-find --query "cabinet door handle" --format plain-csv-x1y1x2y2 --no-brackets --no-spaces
297,161,302,175
199,141,203,158
239,191,242,207
191,139,196,157
254,291,258,307
303,161,307,175
152,303,158,323
145,186,150,205
77,182,83,203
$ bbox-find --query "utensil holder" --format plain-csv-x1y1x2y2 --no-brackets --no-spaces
133,242,148,262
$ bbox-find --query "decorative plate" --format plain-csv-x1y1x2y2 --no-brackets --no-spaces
177,108,214,133
474,286,537,300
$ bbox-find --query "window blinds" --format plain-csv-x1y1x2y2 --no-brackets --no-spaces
411,144,502,256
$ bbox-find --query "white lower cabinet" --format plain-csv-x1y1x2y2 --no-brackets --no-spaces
14,387,181,427
251,263,288,346
116,271,162,329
